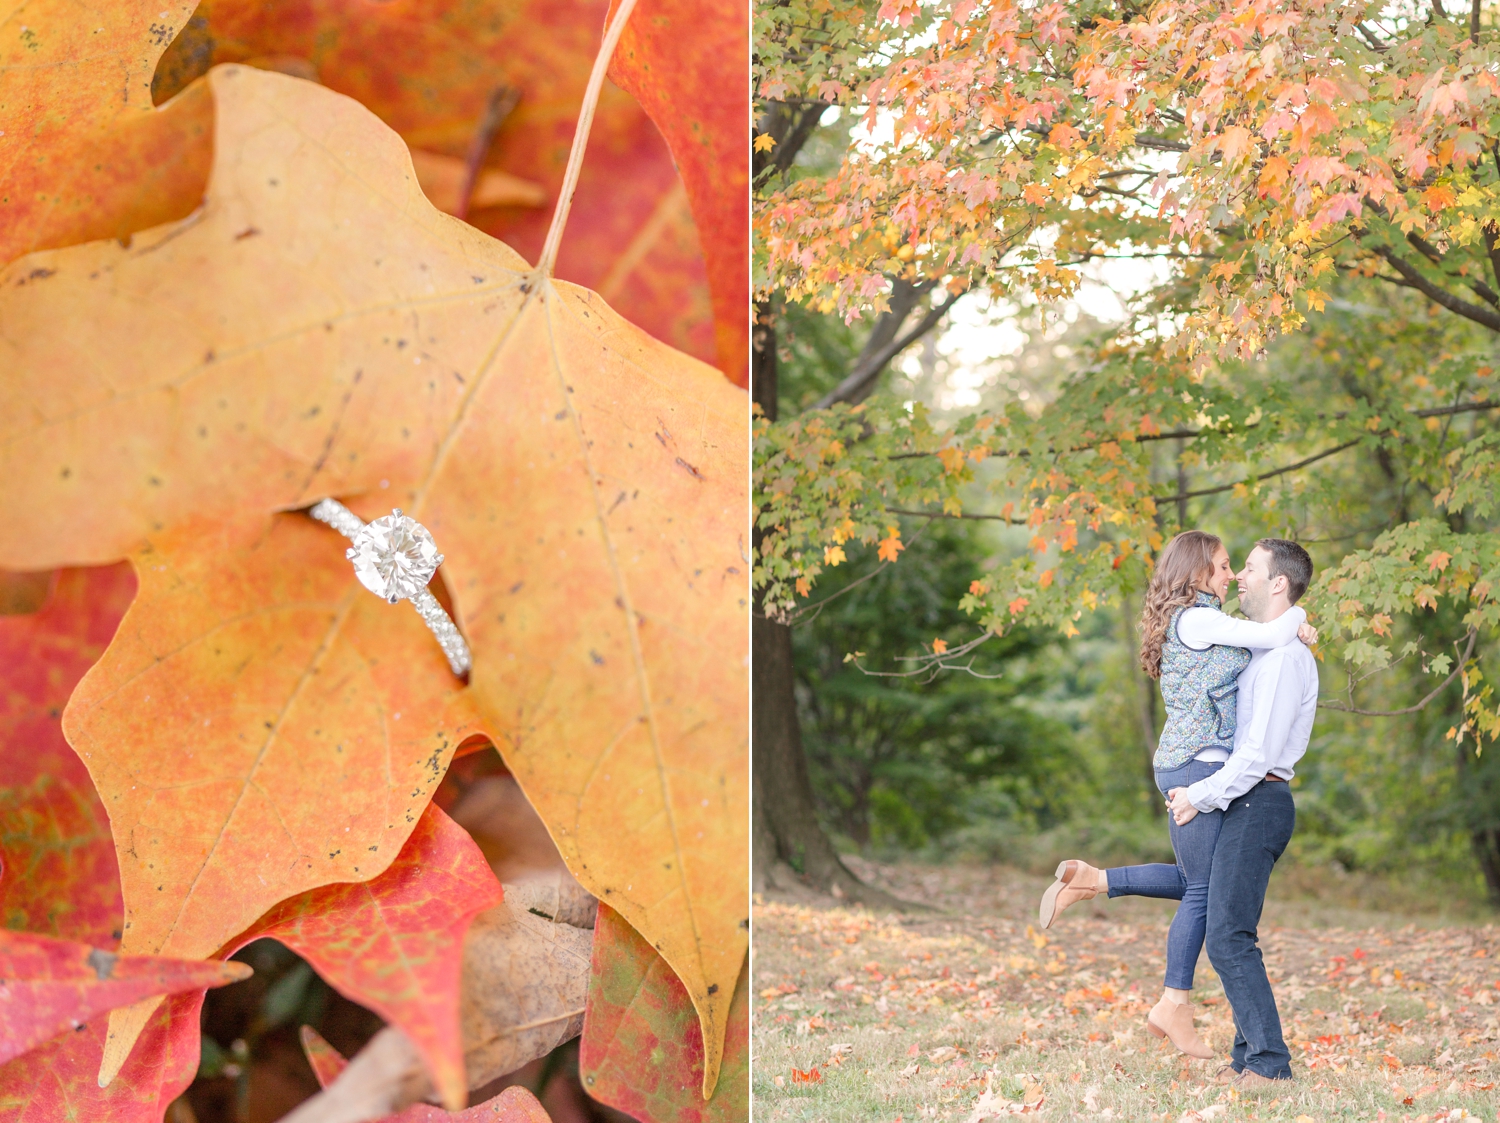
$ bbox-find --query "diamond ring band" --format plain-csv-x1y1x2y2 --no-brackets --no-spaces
307,498,472,677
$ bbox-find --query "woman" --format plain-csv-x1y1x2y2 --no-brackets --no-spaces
1035,530,1314,1059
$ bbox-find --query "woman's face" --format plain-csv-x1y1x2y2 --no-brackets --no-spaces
1199,546,1233,601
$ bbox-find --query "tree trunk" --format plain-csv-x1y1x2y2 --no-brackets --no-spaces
752,299,778,422
1471,827,1500,907
752,613,906,907
1453,723,1500,906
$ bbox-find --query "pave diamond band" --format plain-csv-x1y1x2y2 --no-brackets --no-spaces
308,498,472,677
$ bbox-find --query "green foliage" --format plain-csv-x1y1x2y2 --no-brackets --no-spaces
790,519,1076,853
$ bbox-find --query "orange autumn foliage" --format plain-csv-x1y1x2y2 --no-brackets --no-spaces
1,0,748,1112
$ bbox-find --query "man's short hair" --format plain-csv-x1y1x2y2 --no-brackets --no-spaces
1255,538,1313,603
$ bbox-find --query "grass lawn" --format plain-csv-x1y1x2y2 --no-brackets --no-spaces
752,858,1500,1123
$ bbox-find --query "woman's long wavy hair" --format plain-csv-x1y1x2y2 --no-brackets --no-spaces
1138,530,1224,679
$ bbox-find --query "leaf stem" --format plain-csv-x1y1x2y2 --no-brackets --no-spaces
535,0,640,277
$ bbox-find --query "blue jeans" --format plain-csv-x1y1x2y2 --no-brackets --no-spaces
1103,758,1225,990
1208,778,1296,1079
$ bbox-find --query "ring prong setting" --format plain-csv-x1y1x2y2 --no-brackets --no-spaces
308,497,470,678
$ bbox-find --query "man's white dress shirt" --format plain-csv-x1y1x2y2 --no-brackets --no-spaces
1184,617,1319,812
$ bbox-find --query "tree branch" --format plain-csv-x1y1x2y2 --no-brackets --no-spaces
1403,230,1500,307
1155,439,1362,502
847,630,1008,683
1356,20,1392,51
1319,629,1478,716
811,284,965,409
885,506,1026,523
1134,132,1189,152
1372,247,1500,332
754,100,829,184
883,399,1499,471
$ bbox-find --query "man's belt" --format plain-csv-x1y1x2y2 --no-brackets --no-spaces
1263,773,1288,783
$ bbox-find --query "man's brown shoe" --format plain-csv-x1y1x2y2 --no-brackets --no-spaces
1146,995,1215,1059
1038,860,1102,929
1211,1064,1240,1085
1234,1069,1293,1094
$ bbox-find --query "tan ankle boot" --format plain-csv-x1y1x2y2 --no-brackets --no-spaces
1038,860,1101,929
1146,994,1215,1059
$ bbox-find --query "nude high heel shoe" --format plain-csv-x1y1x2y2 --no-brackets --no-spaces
1147,994,1215,1059
1037,860,1102,929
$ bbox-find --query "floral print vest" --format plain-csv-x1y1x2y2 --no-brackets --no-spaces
1153,591,1251,771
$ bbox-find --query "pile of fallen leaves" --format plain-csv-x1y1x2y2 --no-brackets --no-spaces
753,860,1499,1123
0,2,747,1121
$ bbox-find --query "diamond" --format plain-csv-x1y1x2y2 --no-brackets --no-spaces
347,509,443,603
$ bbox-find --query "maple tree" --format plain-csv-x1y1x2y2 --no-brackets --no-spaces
1,0,748,1119
754,0,1500,894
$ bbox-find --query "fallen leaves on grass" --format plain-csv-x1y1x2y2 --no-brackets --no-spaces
753,859,1500,1123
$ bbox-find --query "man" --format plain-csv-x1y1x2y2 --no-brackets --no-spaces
1167,538,1318,1090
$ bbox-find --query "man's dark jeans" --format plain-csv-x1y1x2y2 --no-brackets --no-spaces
1206,778,1296,1080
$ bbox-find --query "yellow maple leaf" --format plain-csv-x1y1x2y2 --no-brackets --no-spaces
753,133,777,152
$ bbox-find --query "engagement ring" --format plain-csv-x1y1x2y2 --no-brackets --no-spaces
307,498,471,677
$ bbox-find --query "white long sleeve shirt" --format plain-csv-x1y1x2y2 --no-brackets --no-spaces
1184,628,1319,812
1176,604,1305,652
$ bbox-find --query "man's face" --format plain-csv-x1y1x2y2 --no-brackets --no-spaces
1236,546,1276,621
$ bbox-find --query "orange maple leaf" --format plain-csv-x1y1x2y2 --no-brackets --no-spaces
2,64,746,1091
1422,184,1456,213
18,0,729,383
932,638,949,655
878,530,906,563
1048,122,1082,150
